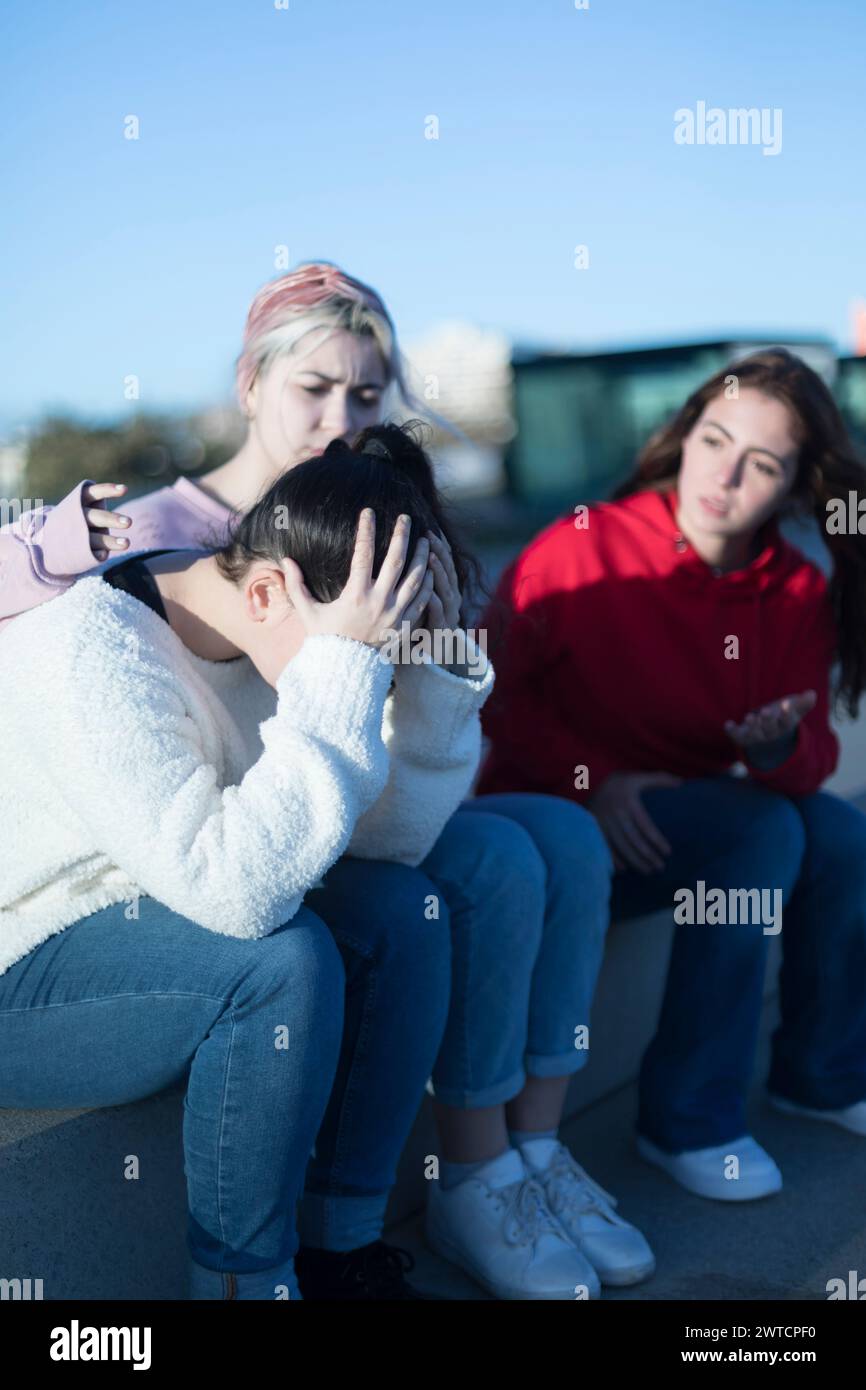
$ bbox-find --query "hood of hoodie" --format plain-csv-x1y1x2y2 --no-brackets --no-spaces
616,485,806,600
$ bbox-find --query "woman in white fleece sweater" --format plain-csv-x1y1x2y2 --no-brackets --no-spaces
0,425,502,1301
1,418,658,1301
4,303,662,1307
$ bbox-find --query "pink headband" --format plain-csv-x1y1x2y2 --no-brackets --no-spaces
236,262,394,405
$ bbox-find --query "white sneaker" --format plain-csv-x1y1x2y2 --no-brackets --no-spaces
425,1147,601,1300
768,1092,866,1136
637,1133,782,1201
519,1138,655,1287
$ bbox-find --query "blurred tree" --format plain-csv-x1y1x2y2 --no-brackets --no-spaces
24,412,240,504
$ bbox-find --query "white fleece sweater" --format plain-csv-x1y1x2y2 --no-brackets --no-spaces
0,575,494,976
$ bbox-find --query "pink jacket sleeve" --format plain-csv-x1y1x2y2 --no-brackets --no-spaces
0,480,98,629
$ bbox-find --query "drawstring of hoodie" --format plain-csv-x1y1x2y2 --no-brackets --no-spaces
749,591,762,716
670,512,764,724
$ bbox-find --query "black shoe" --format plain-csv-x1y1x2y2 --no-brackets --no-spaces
295,1240,426,1300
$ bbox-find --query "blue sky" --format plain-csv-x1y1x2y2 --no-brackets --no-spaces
1,0,864,428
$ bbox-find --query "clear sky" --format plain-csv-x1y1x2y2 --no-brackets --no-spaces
1,0,864,429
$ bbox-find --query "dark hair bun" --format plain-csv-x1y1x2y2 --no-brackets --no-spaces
353,420,437,504
360,437,392,461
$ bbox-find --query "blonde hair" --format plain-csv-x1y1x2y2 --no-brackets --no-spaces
234,262,461,439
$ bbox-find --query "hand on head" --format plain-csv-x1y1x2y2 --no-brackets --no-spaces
280,508,433,650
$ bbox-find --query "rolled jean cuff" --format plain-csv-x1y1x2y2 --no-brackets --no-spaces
296,1191,389,1252
428,1064,527,1109
525,1047,591,1079
187,1214,298,1275
188,1256,301,1301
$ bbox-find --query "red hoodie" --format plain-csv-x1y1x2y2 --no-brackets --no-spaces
477,487,839,805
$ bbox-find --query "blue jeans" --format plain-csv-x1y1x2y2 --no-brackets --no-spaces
422,793,614,1106
0,797,613,1296
609,776,866,1153
0,857,451,1298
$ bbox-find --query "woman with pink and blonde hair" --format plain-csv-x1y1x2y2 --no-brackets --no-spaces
0,262,408,615
0,265,649,1301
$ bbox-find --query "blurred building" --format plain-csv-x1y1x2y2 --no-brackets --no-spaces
505,336,840,511
399,323,516,496
838,355,866,455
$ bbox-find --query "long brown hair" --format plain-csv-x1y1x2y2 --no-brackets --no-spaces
613,348,866,717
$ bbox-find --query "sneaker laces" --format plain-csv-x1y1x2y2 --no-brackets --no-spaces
544,1147,620,1224
492,1176,564,1247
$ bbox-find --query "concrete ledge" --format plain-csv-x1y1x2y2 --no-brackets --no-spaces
0,1089,188,1300
0,911,781,1300
2,754,862,1299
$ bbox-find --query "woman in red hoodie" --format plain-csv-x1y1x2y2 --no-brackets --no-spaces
478,347,866,1201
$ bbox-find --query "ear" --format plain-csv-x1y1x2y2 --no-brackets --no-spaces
243,563,290,621
244,377,259,421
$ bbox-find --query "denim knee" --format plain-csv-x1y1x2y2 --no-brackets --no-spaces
575,801,615,882
236,912,347,1018
426,808,548,911
796,791,866,885
742,790,807,892
528,794,614,898
458,812,548,925
685,784,807,895
468,792,613,898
